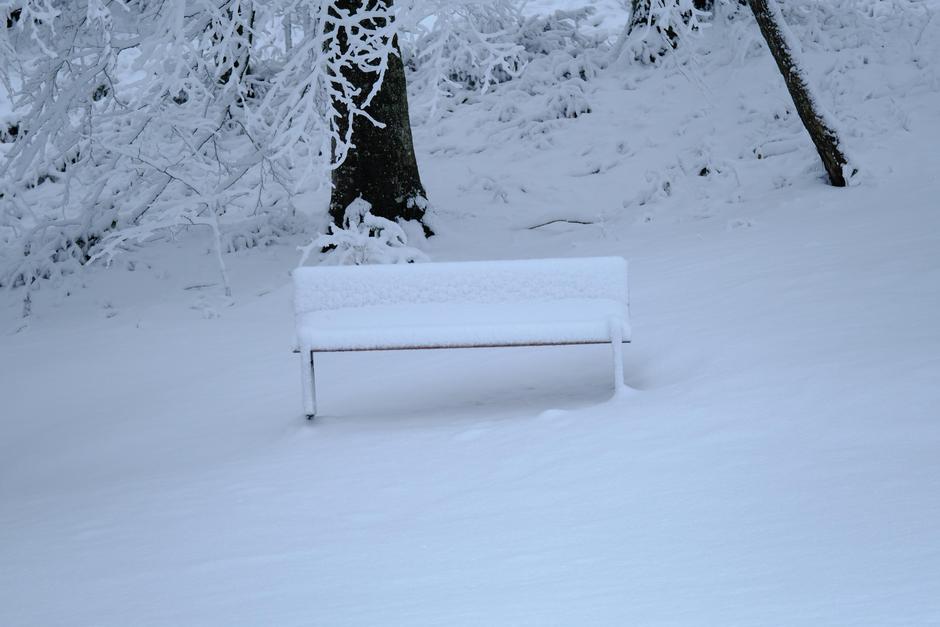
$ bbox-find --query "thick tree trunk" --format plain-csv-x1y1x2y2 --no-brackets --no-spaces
0,123,18,143
328,0,429,231
629,1,713,32
5,8,21,28
747,0,852,186
629,0,651,34
218,1,255,94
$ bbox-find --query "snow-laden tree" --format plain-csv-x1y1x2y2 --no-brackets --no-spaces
746,0,854,186
326,0,429,231
400,2,605,122
1,0,280,290
1,0,613,286
398,0,528,118
0,0,436,288
614,0,712,63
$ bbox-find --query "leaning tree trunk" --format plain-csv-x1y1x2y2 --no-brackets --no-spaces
328,0,430,231
747,0,853,186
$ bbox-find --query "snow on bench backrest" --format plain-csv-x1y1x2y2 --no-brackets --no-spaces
293,256,628,317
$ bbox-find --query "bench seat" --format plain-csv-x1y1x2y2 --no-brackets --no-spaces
297,298,630,351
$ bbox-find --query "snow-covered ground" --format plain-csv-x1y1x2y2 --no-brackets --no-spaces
3,3,940,625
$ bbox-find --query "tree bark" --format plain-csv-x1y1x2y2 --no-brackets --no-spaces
627,0,714,60
629,0,651,34
328,0,429,231
747,0,852,186
5,8,21,28
218,1,255,94
629,1,714,32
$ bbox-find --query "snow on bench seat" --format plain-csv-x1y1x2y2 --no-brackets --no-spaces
292,256,630,417
297,299,627,351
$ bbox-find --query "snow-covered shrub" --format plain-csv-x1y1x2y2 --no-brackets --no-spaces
614,0,711,64
541,83,592,120
297,199,429,267
400,2,606,120
399,0,528,118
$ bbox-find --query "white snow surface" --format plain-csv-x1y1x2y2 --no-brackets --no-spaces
3,3,940,625
293,257,630,349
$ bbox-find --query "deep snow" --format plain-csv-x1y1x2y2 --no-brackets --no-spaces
2,3,940,625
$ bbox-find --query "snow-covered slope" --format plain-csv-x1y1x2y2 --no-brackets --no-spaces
2,4,939,625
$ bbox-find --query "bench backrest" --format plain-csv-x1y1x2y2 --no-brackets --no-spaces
293,256,628,316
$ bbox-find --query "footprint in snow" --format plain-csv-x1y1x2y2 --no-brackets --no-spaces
454,426,493,442
538,408,568,421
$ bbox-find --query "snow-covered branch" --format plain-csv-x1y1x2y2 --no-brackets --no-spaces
0,0,408,288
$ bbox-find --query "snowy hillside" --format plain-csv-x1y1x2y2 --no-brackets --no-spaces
2,2,940,625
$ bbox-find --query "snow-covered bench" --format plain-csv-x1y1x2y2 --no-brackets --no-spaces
293,256,630,418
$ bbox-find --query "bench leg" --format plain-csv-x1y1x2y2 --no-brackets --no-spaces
608,318,625,392
301,349,317,419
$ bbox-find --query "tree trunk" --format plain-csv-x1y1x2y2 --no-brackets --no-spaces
629,0,651,34
328,0,430,232
627,0,713,60
629,1,714,32
218,1,255,94
747,0,853,186
5,8,21,28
